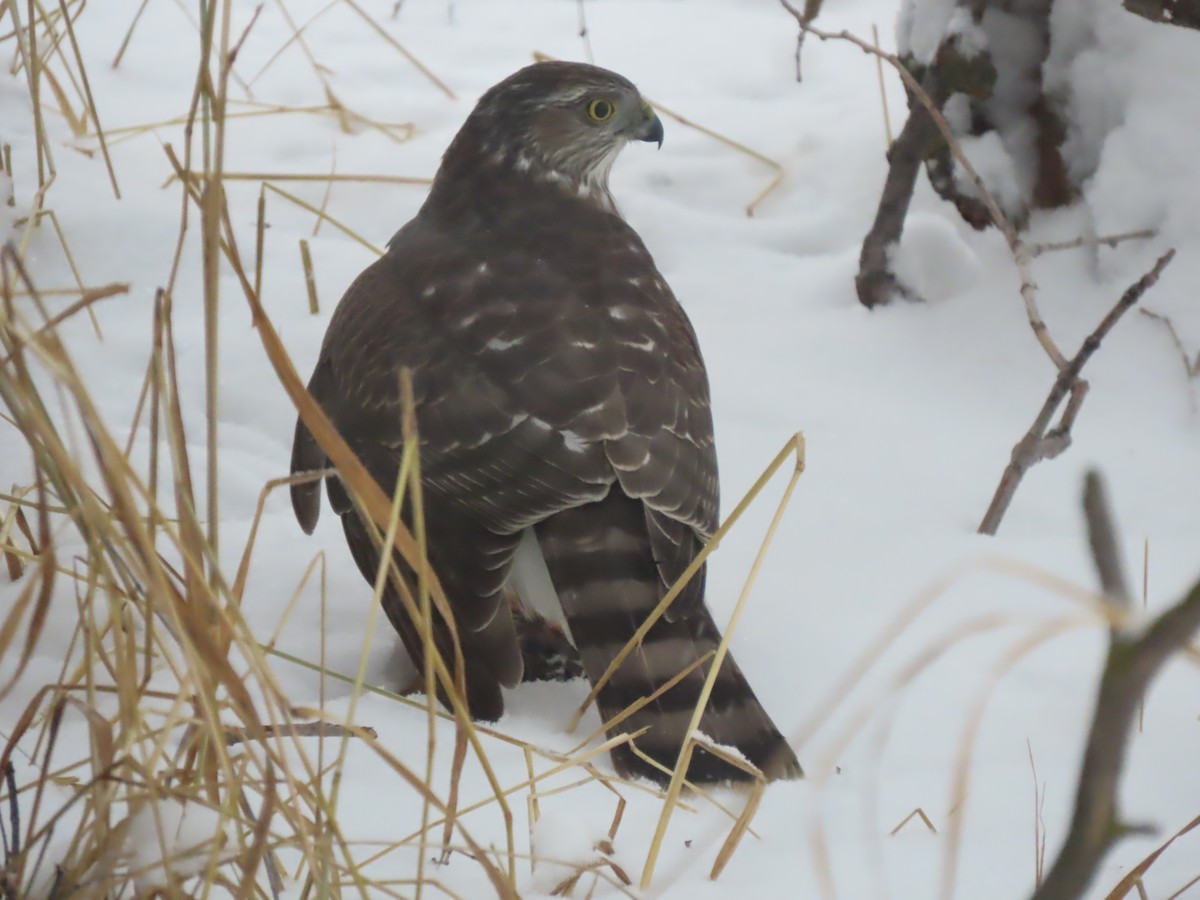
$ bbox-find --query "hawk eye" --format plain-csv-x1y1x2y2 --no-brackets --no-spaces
586,99,615,122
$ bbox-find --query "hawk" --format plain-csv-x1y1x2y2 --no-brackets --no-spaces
290,61,801,784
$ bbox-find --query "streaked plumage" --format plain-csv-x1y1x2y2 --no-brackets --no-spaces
290,61,800,783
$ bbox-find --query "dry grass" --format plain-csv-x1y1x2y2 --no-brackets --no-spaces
3,2,1198,898
0,241,793,893
0,4,799,895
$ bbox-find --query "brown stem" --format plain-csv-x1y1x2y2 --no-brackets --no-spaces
855,91,941,308
978,250,1175,535
1031,473,1200,900
222,721,377,747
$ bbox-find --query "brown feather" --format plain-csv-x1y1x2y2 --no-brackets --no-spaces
288,61,800,780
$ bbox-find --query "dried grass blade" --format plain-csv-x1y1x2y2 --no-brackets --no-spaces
54,0,119,198
641,434,805,889
338,0,455,99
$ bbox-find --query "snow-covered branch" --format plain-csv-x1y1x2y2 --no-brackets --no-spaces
1123,0,1200,30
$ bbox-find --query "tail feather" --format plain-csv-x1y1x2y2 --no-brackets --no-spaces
534,488,801,784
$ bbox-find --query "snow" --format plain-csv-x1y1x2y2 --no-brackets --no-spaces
953,130,1027,219
889,212,981,302
3,0,1200,898
897,0,962,62
126,800,231,893
946,7,990,58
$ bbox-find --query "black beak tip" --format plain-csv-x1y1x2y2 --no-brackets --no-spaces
641,115,664,149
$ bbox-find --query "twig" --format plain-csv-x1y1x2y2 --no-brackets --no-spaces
575,0,594,64
1029,229,1157,258
778,3,1073,368
1030,473,1200,900
1139,309,1200,411
782,0,825,79
852,71,940,308
1083,471,1131,603
978,250,1175,535
1139,309,1200,376
222,721,377,747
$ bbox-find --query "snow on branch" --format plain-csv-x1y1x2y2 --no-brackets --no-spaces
1124,0,1200,30
776,7,1076,365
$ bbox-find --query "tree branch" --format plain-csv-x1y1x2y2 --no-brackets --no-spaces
1123,0,1200,30
854,84,942,308
1082,471,1131,606
978,250,1175,535
776,6,1071,365
1030,472,1200,900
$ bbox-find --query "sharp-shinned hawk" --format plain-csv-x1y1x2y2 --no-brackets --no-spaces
290,61,800,784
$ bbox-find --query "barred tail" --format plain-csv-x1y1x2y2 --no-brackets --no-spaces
534,489,802,784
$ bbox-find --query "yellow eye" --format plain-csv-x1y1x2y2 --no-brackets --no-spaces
586,99,615,122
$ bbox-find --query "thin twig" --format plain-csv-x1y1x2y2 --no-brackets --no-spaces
1139,309,1200,377
222,721,377,747
978,250,1175,535
778,2,1072,368
1029,229,1157,258
1139,308,1200,411
575,0,594,64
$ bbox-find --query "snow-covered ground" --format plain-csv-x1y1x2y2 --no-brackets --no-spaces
2,0,1199,896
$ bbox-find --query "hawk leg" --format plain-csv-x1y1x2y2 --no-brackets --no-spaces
511,601,584,683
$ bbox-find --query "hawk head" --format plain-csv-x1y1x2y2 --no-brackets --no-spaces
438,61,664,205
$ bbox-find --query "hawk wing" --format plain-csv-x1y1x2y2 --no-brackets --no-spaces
290,195,717,698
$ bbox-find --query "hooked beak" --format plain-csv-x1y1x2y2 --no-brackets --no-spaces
636,103,664,149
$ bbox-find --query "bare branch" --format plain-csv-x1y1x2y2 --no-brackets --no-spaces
1123,0,1200,30
776,10,1072,367
222,721,378,747
1139,308,1200,413
1029,229,1157,258
1031,474,1200,900
1083,472,1132,608
854,83,941,308
979,250,1176,535
778,0,827,80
